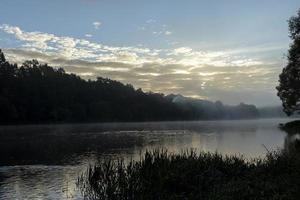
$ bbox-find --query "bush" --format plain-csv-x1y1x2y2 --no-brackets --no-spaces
78,147,300,200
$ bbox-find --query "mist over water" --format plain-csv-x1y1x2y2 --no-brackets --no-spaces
0,118,293,199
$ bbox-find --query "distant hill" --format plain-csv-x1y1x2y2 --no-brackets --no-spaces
166,94,260,120
0,49,284,124
258,106,286,118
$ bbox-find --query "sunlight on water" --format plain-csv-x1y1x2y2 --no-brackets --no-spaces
0,118,293,199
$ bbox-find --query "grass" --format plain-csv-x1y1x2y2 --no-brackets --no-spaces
78,139,300,200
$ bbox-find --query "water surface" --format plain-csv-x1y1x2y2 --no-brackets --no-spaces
0,118,292,199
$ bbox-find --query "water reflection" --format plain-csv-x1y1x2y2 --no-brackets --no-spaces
281,120,300,153
0,119,292,199
0,165,81,199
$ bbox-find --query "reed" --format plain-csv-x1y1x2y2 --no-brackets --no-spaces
78,146,300,200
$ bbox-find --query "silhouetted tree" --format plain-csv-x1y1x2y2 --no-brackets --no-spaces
277,9,300,116
0,50,260,124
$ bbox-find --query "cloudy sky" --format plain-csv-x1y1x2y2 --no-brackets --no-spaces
0,0,299,106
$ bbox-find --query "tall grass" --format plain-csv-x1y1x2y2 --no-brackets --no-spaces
78,145,300,200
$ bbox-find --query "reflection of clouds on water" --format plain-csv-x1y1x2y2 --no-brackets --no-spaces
132,120,286,159
0,119,290,164
0,166,82,199
0,118,292,199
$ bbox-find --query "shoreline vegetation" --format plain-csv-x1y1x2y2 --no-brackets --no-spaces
0,50,285,125
0,116,293,127
78,134,300,200
1,6,300,200
280,120,300,134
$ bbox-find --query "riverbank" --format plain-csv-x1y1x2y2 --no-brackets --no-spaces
0,119,295,199
280,120,300,134
78,143,300,200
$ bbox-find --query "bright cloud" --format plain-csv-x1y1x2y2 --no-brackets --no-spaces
165,31,172,35
0,24,283,106
93,21,101,29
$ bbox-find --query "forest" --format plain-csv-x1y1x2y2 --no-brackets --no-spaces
0,49,268,124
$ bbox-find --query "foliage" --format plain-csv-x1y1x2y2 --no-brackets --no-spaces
0,50,259,124
78,146,300,200
0,50,186,123
277,9,300,116
280,120,300,134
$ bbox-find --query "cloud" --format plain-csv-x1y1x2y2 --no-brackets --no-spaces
0,24,283,106
146,19,156,23
172,47,193,55
141,20,173,37
93,21,101,29
153,30,172,36
152,31,162,35
138,26,146,31
165,31,172,35
85,34,93,37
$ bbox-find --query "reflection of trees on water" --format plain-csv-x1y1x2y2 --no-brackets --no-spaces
0,121,276,165
281,120,300,153
0,125,144,166
284,134,300,152
1,119,290,167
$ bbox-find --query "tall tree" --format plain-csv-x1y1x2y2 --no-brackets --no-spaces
277,9,300,116
0,49,6,63
0,49,260,124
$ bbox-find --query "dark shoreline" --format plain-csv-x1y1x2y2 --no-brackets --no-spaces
0,116,293,127
78,146,300,200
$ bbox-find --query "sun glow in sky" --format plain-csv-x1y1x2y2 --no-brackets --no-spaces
0,0,299,106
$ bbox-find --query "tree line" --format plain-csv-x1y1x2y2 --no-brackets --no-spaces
277,9,300,116
0,50,261,124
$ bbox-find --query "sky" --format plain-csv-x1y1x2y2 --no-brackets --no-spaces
0,0,299,106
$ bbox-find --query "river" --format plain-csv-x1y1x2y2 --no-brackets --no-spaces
0,118,293,199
